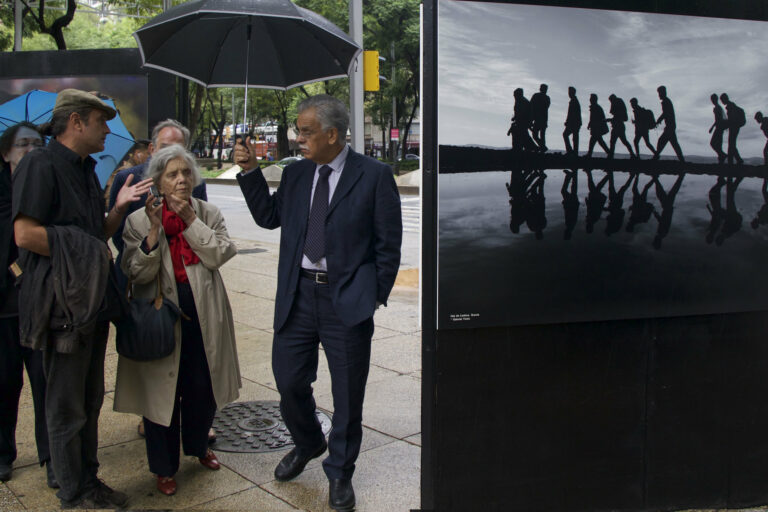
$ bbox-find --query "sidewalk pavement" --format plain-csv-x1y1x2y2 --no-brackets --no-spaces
0,236,421,511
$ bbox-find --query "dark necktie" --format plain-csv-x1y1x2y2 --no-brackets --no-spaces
303,165,333,263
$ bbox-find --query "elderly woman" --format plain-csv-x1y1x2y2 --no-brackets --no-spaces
114,145,241,496
0,122,57,488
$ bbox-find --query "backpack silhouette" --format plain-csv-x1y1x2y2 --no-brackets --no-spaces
731,104,746,127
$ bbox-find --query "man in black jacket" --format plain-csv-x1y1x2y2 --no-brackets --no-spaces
13,89,152,509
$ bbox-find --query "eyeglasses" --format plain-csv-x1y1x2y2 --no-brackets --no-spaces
13,139,44,148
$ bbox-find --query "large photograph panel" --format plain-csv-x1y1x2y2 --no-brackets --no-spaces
437,0,768,329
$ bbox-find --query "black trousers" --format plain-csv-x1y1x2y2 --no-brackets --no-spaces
273,275,373,481
43,321,109,503
0,315,50,467
143,282,216,477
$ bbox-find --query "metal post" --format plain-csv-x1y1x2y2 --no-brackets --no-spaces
13,0,22,51
162,0,172,11
349,0,364,152
391,41,397,160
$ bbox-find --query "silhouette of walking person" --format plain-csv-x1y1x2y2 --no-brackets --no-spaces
755,111,768,166
585,168,609,233
507,88,537,152
708,94,728,164
563,86,582,156
561,169,579,240
607,94,636,159
604,171,634,235
716,176,744,245
506,169,537,233
626,173,655,232
706,177,726,244
719,93,746,165
750,177,768,229
651,173,685,249
629,98,656,159
586,94,610,158
530,84,551,153
652,86,685,162
525,170,547,240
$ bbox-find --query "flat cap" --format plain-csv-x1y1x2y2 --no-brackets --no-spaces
53,89,116,120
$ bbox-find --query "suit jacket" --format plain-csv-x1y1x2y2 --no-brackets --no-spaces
237,148,402,331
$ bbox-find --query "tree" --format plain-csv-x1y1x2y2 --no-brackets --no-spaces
363,0,420,160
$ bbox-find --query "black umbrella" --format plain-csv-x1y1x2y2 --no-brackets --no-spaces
134,0,361,127
134,0,360,89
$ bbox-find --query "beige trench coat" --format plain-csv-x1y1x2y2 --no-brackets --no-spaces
113,198,241,427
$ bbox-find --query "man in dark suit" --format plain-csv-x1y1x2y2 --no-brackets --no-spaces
235,95,402,511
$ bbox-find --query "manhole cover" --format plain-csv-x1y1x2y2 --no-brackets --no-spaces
211,400,331,453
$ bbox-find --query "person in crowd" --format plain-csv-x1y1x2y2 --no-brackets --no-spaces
0,122,57,489
607,94,636,159
563,86,582,155
708,94,728,164
507,88,537,152
12,89,152,509
629,98,656,159
114,145,241,497
720,93,745,165
109,120,207,287
120,139,151,170
653,86,685,162
586,94,610,158
234,94,402,512
530,84,551,152
104,139,151,207
756,111,768,166
108,120,212,441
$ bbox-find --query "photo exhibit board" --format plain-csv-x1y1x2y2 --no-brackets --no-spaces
435,0,768,329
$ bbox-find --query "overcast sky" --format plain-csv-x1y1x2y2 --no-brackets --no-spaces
437,0,768,158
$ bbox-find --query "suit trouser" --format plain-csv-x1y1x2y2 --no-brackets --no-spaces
43,321,109,503
0,316,50,467
143,282,216,477
273,275,373,480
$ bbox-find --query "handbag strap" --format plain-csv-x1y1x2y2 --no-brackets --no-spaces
127,268,191,320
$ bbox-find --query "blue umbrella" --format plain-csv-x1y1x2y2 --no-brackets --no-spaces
0,89,136,187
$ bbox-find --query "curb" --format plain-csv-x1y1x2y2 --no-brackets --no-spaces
206,178,420,196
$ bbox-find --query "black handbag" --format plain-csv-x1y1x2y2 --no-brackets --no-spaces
116,273,181,362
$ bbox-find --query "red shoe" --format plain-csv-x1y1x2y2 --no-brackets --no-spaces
156,476,177,496
199,449,220,471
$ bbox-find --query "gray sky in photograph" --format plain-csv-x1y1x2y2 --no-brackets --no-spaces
437,0,768,158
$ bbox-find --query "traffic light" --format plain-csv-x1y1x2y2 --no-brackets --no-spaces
363,50,380,92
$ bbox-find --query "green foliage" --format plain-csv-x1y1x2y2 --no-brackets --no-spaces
22,11,141,50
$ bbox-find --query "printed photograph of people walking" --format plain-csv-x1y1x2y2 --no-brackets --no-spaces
437,0,768,329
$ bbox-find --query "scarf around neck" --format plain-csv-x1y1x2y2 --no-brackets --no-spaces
161,201,200,283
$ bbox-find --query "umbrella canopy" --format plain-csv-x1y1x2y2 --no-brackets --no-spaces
0,89,136,187
133,0,362,90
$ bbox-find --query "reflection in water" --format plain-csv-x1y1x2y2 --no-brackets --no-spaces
503,166,767,248
626,173,655,233
561,169,579,240
751,178,768,229
604,171,634,235
585,168,608,233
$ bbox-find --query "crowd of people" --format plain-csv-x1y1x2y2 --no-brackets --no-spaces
0,89,402,512
508,84,768,165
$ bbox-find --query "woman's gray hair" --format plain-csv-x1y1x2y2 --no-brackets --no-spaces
144,144,202,188
297,95,349,140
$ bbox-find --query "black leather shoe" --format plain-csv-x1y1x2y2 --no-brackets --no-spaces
0,463,11,482
45,461,59,489
328,478,355,511
274,439,327,482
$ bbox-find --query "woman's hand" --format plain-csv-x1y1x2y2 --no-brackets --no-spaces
165,193,197,227
144,194,162,250
145,194,162,227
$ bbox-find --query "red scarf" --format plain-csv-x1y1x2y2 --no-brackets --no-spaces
162,202,200,283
